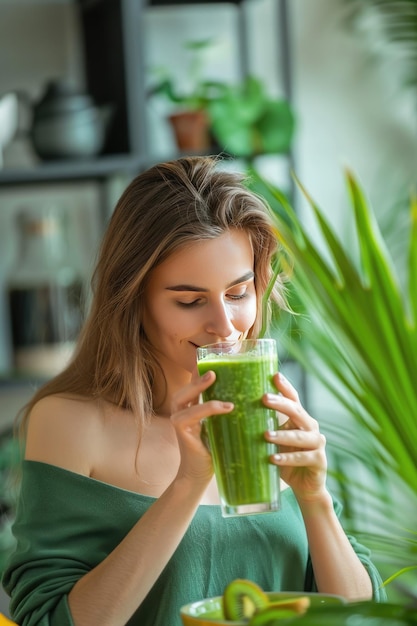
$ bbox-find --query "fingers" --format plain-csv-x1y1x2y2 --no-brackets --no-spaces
266,429,326,451
264,371,326,466
265,429,326,467
269,448,326,471
263,392,318,432
273,371,300,402
171,370,234,422
172,370,214,412
263,372,318,432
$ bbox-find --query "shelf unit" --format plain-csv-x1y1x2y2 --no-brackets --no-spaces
0,0,302,397
0,0,292,188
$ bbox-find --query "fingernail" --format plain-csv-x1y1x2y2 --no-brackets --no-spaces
273,453,282,461
267,430,278,437
223,402,233,410
202,372,211,381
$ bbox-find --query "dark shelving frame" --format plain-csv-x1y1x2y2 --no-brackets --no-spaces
1,0,306,400
0,0,292,188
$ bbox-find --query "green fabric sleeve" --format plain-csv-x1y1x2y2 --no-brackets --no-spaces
2,464,100,626
18,597,74,626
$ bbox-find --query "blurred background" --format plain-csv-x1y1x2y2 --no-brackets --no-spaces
1,0,417,616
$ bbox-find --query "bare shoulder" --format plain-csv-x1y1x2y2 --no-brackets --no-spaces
25,394,103,476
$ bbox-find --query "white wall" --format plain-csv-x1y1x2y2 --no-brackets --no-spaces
291,0,417,222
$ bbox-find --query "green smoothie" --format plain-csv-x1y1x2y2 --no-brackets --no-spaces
197,340,279,516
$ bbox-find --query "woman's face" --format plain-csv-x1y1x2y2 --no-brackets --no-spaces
142,229,257,383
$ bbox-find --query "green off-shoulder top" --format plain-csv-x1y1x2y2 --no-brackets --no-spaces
2,461,386,626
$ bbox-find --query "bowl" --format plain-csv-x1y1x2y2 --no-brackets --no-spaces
180,591,346,626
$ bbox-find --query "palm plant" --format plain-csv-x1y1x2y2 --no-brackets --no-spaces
248,169,417,605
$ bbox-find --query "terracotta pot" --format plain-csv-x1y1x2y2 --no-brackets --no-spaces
168,109,210,151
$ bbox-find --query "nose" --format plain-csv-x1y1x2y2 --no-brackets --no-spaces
204,300,237,340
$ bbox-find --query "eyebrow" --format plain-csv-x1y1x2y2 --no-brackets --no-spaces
166,271,255,292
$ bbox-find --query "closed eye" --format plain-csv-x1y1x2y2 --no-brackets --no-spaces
228,293,248,301
176,299,203,308
176,293,247,307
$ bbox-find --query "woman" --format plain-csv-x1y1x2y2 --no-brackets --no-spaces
2,156,385,626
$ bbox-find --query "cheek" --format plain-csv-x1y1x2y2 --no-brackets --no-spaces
162,308,196,340
235,298,257,330
142,300,177,340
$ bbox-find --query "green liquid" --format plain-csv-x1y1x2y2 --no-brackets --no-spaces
198,353,279,511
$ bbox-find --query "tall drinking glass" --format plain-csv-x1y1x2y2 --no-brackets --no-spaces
197,338,280,517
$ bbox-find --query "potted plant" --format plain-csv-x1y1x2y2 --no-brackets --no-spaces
248,169,417,606
148,39,224,151
148,39,296,158
207,75,295,160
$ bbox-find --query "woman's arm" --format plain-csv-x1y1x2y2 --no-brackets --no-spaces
68,475,208,626
264,372,374,601
298,491,373,599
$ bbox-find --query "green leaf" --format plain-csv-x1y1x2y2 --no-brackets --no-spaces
257,100,295,154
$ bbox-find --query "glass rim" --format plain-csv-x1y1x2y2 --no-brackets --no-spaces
196,338,277,358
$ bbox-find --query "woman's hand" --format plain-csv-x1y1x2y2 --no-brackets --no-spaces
170,370,233,486
264,372,328,504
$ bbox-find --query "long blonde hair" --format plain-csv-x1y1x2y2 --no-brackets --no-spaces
17,156,283,437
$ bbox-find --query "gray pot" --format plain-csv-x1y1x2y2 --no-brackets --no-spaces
31,80,112,160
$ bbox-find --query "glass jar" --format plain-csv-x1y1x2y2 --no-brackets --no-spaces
6,206,85,378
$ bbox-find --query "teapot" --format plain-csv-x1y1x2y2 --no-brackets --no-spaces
28,79,113,160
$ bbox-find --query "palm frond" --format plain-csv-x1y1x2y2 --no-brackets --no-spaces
248,169,417,595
